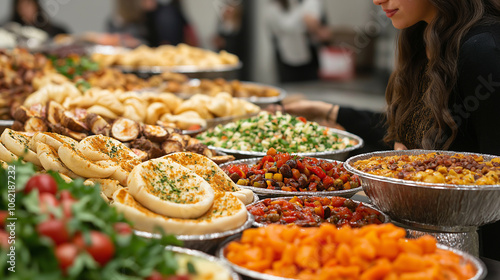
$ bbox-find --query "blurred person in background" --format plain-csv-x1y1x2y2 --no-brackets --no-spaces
106,0,148,48
213,0,252,80
5,0,69,38
266,0,331,83
144,0,198,47
104,0,197,48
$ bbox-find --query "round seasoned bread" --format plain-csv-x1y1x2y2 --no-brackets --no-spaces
58,143,118,178
78,135,141,185
127,158,215,219
0,142,19,164
164,152,254,205
1,129,41,166
30,132,78,153
37,142,78,178
112,188,247,235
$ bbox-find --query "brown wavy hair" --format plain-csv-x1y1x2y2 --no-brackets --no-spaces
384,0,500,149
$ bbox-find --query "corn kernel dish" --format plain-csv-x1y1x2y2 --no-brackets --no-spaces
351,152,500,185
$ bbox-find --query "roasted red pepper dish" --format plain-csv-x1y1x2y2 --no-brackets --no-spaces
222,148,361,192
352,152,500,185
247,196,384,227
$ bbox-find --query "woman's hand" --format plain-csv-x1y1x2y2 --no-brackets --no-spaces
284,100,333,121
394,142,408,150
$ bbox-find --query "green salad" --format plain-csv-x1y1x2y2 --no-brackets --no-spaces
197,111,354,153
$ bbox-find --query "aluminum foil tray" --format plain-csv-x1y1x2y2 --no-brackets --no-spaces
209,127,364,161
166,246,241,280
344,150,500,232
219,158,362,198
216,235,486,280
134,200,256,253
247,195,390,228
177,79,287,105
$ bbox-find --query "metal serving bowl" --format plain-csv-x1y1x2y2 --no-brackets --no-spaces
166,246,241,280
209,127,364,161
88,45,242,79
219,158,362,198
247,195,390,228
134,194,258,253
176,79,287,105
216,235,486,280
344,150,500,232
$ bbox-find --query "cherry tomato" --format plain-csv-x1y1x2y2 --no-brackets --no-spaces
0,230,9,248
113,223,132,235
37,219,70,245
0,211,8,228
39,193,59,214
145,271,164,280
24,174,58,195
55,243,79,273
74,231,115,266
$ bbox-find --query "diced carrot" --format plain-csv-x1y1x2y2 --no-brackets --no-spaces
320,243,337,265
398,239,424,255
360,258,392,280
336,225,354,244
393,253,431,273
378,239,400,260
415,235,437,254
354,240,376,260
295,245,320,269
335,243,352,266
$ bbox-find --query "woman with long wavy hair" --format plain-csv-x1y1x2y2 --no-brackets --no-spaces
273,0,500,260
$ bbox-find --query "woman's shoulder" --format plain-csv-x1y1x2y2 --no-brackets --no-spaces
461,22,500,54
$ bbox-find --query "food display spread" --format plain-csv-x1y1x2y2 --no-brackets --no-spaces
248,196,384,227
223,224,477,280
91,44,239,68
352,152,500,185
223,149,360,192
0,45,493,280
198,111,355,153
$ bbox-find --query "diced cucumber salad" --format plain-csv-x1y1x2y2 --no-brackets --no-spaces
197,111,354,153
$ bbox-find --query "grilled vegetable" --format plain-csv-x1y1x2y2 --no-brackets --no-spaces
111,118,140,142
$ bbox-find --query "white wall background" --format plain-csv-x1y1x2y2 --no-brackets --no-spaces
0,0,395,83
